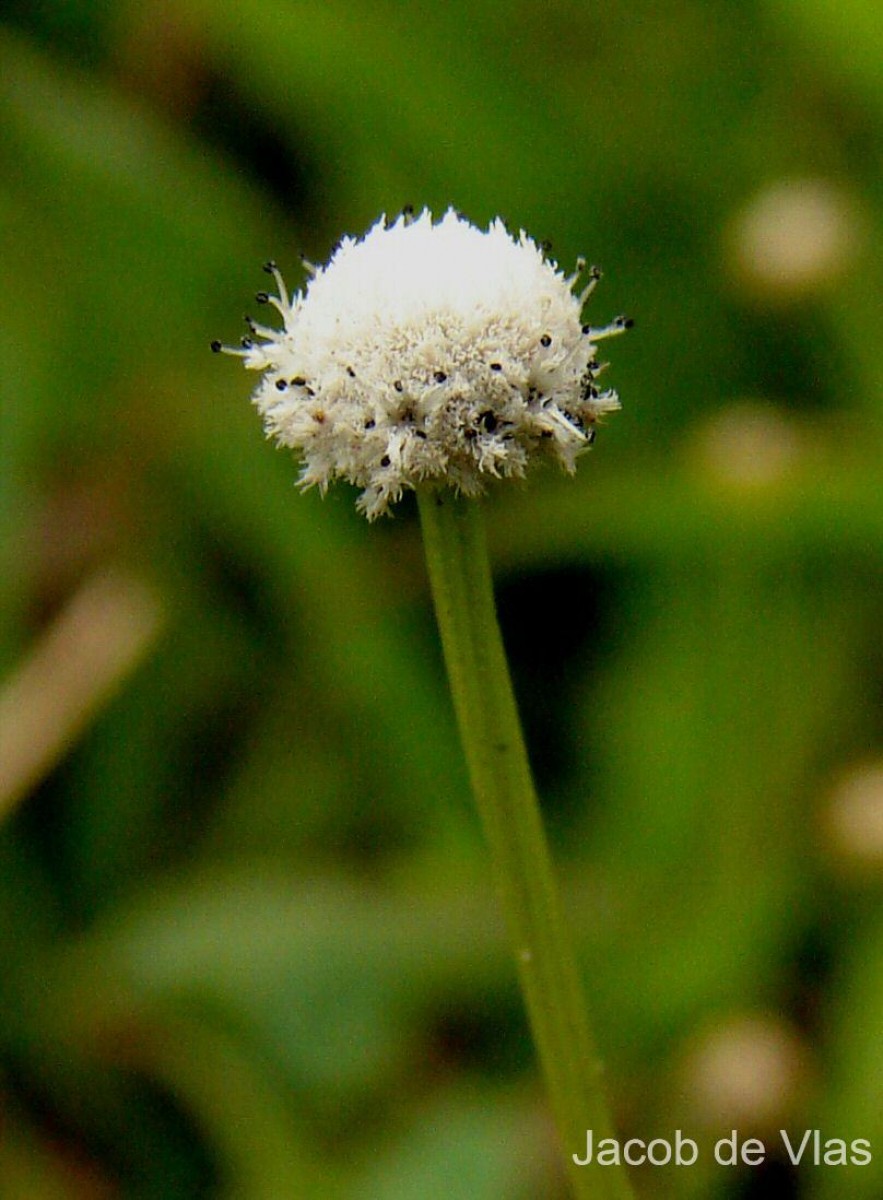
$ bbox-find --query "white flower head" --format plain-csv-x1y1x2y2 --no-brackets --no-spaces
215,208,628,519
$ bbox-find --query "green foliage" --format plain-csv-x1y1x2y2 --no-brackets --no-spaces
1,1,882,1196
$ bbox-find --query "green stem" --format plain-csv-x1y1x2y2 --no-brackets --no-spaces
417,489,633,1200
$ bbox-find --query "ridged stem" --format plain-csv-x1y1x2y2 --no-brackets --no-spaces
417,488,633,1200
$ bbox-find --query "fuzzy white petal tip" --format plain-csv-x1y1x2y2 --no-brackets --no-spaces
216,208,628,518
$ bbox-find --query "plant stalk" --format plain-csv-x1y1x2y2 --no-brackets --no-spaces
417,488,633,1200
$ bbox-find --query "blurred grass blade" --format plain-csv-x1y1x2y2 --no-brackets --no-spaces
0,569,163,822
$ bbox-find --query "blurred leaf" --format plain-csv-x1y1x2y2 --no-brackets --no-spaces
351,1087,550,1200
809,912,883,1200
768,0,883,108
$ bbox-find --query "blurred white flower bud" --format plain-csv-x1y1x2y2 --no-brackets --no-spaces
821,762,883,872
689,401,802,489
727,178,861,299
679,1014,809,1134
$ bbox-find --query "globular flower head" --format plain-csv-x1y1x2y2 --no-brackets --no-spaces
215,208,628,519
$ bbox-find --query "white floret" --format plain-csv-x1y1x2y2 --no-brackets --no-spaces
221,208,625,518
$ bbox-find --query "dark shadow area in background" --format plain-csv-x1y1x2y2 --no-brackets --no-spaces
738,1156,799,1200
190,67,326,237
496,563,621,817
5,1052,218,1199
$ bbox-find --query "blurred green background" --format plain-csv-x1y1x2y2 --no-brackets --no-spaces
1,1,883,1197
